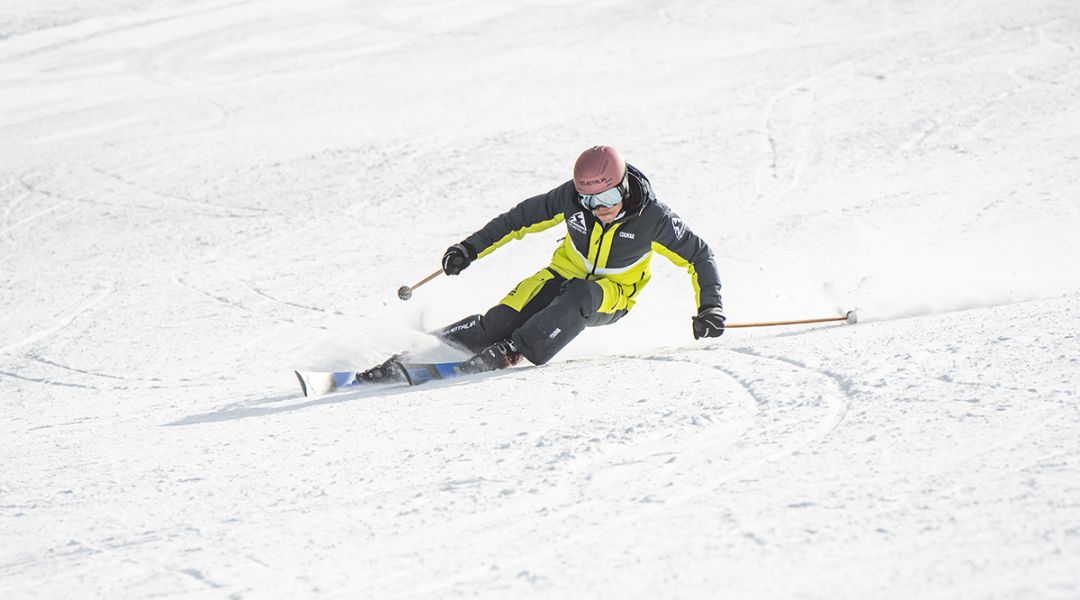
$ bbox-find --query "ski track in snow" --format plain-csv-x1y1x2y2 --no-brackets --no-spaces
0,0,258,65
0,284,114,356
755,63,838,204
643,349,853,493
0,179,70,244
176,276,333,333
2,0,1080,597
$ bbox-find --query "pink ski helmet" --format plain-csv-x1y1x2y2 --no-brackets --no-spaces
573,146,627,194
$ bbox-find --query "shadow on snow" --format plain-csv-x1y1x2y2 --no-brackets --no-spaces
164,367,532,426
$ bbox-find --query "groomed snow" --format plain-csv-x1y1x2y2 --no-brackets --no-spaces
2,0,1079,597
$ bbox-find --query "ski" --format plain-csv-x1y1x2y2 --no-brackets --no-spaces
294,359,470,398
294,369,363,398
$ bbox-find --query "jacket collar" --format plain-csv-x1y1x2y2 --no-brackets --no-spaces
623,164,654,217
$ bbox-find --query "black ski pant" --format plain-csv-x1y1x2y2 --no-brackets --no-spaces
436,271,626,365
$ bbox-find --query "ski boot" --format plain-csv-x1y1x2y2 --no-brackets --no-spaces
356,353,409,384
461,339,522,374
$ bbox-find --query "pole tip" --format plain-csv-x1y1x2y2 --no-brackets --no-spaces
397,286,412,301
846,309,861,324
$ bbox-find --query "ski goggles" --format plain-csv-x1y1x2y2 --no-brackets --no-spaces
578,175,628,210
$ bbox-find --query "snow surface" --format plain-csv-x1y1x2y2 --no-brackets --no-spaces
2,0,1080,597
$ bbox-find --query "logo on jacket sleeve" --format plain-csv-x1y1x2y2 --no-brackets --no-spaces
671,217,687,240
568,212,588,235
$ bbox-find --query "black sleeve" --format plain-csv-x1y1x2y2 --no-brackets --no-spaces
651,207,723,311
463,181,573,259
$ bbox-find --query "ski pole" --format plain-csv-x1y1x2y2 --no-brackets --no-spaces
397,268,443,301
725,309,860,329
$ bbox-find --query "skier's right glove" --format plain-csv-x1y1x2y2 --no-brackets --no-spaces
442,242,477,276
692,305,726,339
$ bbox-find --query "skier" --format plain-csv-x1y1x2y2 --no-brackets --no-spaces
361,145,725,382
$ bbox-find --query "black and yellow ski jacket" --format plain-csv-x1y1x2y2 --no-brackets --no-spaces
463,165,723,315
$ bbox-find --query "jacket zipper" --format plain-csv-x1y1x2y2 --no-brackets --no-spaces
589,221,616,279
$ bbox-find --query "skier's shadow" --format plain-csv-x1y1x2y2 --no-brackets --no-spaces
165,368,532,426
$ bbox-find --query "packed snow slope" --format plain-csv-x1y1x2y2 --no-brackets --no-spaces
2,0,1080,597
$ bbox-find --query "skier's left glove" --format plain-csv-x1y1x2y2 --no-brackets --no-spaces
692,305,726,339
442,241,477,276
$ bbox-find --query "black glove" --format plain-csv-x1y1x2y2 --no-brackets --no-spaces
442,242,476,276
692,305,726,339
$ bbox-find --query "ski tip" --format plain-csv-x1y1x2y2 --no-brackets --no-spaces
294,370,309,397
846,309,861,325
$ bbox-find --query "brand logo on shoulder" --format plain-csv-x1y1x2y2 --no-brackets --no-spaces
618,231,635,239
671,217,687,241
568,212,588,235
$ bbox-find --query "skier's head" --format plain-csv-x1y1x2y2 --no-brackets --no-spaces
573,145,627,196
574,146,629,223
